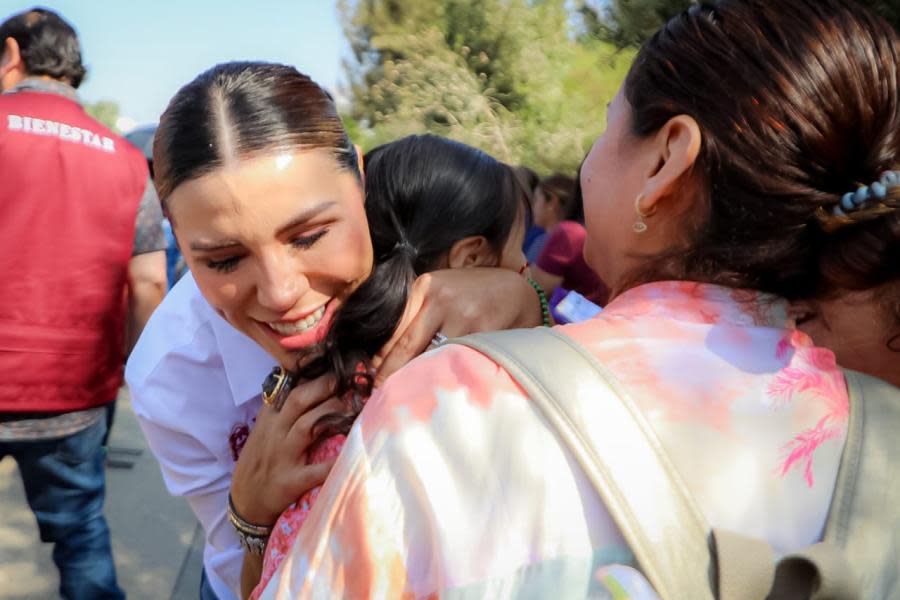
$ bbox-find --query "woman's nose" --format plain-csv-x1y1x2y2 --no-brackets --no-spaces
256,253,307,313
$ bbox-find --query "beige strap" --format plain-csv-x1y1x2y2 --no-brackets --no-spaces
712,529,859,600
712,529,774,600
823,370,900,598
455,328,715,600
771,544,858,600
455,330,886,600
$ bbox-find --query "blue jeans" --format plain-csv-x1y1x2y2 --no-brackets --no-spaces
0,417,125,599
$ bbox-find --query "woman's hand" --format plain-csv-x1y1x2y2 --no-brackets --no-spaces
230,374,348,526
373,268,541,385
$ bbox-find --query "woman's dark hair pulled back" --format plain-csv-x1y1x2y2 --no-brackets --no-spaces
153,61,358,203
623,0,900,317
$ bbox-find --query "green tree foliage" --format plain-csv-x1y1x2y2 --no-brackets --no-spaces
579,0,691,48
339,0,633,174
84,100,120,131
580,0,898,49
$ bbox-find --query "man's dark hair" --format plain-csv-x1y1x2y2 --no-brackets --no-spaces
0,7,86,88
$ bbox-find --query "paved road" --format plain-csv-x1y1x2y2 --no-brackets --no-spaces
0,389,204,600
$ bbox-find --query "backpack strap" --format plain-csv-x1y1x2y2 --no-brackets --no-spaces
823,370,900,599
453,329,878,600
454,328,716,599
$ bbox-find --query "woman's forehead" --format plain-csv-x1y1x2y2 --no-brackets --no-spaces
166,149,359,215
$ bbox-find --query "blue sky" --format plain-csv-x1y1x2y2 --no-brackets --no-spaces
2,1,346,128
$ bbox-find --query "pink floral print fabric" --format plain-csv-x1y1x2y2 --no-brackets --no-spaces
260,282,849,599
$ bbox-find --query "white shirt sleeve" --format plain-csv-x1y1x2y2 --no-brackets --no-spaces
135,411,243,598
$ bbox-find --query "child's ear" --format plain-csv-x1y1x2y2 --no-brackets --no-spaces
447,236,497,268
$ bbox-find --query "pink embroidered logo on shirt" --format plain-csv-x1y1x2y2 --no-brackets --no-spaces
229,419,254,461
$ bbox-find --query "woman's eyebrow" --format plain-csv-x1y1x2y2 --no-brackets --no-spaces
275,201,338,236
190,239,241,252
188,201,338,251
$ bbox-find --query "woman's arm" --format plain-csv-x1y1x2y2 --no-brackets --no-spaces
241,553,263,599
374,267,542,384
230,376,350,598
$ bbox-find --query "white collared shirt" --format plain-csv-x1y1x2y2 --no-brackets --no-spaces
126,273,275,600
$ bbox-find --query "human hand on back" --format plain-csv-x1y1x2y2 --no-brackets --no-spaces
372,267,541,386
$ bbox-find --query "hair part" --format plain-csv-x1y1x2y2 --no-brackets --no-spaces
0,7,86,87
153,61,358,205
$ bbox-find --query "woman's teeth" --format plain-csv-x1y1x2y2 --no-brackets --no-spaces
268,306,326,336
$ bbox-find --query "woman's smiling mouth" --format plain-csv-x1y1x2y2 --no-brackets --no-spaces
257,300,338,351
267,305,326,335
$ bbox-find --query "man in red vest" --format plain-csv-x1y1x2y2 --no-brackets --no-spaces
0,8,167,598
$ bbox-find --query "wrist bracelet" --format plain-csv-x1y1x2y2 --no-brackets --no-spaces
526,278,552,327
227,493,271,556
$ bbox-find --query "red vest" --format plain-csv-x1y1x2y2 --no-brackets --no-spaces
0,87,148,412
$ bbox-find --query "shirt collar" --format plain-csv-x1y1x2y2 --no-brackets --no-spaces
5,77,80,103
604,281,791,329
202,289,277,407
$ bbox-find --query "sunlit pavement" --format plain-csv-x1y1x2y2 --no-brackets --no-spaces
0,389,204,600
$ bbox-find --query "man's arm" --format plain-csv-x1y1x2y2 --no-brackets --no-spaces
126,177,168,353
126,250,166,352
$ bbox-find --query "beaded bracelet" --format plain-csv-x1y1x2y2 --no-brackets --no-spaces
527,278,552,327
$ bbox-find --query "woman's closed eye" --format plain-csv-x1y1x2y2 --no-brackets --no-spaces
291,228,329,250
201,229,329,274
206,255,243,273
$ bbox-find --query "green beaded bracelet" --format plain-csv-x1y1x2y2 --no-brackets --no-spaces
526,278,552,327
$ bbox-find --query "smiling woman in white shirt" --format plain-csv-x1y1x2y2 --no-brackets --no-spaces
125,62,543,600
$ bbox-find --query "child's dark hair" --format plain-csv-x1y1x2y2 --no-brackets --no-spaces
301,134,523,435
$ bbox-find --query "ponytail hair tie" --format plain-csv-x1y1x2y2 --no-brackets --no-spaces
392,239,418,258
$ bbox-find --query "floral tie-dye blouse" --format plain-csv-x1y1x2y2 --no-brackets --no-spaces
260,281,849,599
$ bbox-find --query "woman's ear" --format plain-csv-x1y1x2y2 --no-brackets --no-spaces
447,236,497,269
639,114,702,215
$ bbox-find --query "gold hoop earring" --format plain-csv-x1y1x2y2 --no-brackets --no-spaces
633,193,651,233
